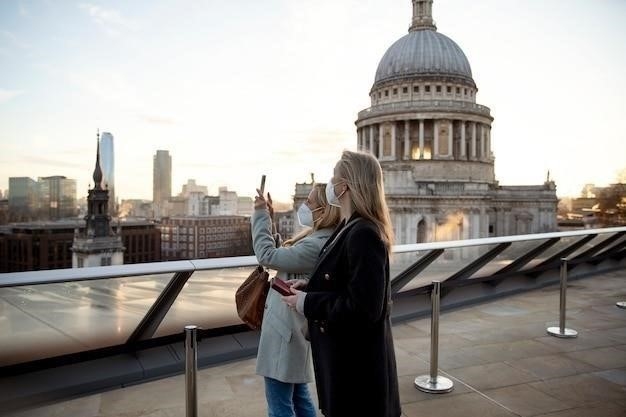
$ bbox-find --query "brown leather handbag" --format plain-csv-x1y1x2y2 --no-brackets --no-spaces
235,265,270,330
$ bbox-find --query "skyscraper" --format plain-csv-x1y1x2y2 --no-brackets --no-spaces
153,150,172,218
99,131,116,216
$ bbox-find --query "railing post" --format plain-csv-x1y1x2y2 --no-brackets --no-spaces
414,280,454,393
547,258,578,338
185,325,199,417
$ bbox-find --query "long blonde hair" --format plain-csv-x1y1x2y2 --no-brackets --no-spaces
284,183,341,247
336,150,394,251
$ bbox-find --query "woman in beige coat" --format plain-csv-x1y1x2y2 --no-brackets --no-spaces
252,183,340,417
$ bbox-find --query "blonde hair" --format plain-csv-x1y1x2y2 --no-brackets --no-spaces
284,183,341,247
336,150,394,251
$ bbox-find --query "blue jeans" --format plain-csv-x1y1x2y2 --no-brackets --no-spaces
264,377,318,417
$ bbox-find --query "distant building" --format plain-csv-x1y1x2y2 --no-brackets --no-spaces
159,216,252,260
99,131,117,216
0,219,160,272
353,0,557,245
119,199,153,218
37,175,77,220
153,150,172,218
237,196,253,217
180,179,208,198
71,138,124,267
8,177,37,221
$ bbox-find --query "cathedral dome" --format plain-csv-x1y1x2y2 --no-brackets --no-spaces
374,29,474,87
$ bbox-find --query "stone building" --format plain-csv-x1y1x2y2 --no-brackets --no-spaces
354,0,557,246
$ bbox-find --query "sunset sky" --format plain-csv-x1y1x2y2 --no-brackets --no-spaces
1,0,625,203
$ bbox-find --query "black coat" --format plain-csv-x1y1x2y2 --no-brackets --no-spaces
304,215,401,417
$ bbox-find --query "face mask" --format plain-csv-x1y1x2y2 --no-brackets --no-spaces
296,203,314,227
326,177,345,208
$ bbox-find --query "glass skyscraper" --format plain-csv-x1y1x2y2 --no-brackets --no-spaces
99,132,116,216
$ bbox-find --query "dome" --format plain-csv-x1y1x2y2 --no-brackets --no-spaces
374,29,474,87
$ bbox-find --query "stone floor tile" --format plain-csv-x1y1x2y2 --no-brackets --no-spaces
401,392,517,417
505,353,599,380
529,373,626,406
448,361,540,390
564,346,626,369
483,384,570,417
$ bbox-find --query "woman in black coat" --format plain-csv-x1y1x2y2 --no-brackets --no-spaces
283,150,401,417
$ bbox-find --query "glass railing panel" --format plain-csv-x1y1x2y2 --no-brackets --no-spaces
154,266,256,337
0,273,173,367
563,232,618,258
468,239,553,277
391,244,498,291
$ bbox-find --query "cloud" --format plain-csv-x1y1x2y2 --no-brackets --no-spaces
0,89,23,104
78,3,137,37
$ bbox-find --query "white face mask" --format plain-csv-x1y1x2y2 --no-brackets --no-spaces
296,203,323,227
325,177,345,207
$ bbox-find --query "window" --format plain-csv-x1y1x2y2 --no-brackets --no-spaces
425,85,431,92
464,88,467,95
436,85,441,93
456,87,460,94
446,86,451,93
402,87,408,94
413,85,419,93
384,90,389,97
378,92,381,98
393,88,397,95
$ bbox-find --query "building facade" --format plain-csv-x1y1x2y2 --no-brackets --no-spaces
159,216,252,260
354,0,557,246
0,220,160,272
153,150,172,218
99,131,116,216
37,175,77,220
8,177,38,222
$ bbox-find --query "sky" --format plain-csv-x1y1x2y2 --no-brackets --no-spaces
1,0,625,204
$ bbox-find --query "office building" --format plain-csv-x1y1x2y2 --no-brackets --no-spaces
153,150,172,218
159,216,252,260
37,175,77,220
99,131,116,216
8,177,37,221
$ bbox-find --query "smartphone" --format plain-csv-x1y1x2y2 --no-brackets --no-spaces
271,277,292,296
259,174,266,195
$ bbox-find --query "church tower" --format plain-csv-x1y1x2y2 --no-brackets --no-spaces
72,132,125,267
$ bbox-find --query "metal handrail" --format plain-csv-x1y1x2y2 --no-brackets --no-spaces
1,226,625,288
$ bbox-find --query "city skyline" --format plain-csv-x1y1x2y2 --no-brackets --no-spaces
1,0,625,203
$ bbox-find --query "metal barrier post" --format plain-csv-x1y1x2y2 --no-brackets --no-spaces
185,325,199,417
415,280,454,393
547,258,578,338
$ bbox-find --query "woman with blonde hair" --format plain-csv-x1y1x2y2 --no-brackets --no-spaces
283,150,401,417
252,183,341,417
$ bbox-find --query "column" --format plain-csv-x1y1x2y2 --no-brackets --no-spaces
471,122,477,159
433,120,439,158
419,119,424,159
404,120,410,160
369,125,374,154
448,120,453,158
378,124,383,158
460,121,466,159
487,126,491,160
391,123,396,160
